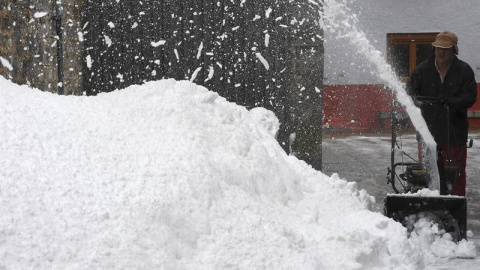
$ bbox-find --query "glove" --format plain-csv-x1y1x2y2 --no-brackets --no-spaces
413,100,423,107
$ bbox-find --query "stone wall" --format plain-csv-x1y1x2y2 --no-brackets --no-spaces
0,0,84,95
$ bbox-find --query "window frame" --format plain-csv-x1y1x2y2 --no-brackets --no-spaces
387,33,438,82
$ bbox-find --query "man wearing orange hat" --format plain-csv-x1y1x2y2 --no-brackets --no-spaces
408,31,477,196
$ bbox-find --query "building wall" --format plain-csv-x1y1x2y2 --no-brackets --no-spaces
0,0,84,95
324,0,480,130
323,84,393,131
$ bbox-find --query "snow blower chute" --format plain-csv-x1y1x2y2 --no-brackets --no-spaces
384,98,472,241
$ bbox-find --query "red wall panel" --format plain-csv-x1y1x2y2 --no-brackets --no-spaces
323,83,480,131
323,84,393,130
468,84,480,129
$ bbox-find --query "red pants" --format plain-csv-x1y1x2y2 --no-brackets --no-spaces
438,145,467,196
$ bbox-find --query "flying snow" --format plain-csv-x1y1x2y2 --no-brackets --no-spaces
255,52,270,70
0,56,13,71
151,40,167,47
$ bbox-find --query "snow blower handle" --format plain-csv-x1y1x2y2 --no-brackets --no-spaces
413,96,443,105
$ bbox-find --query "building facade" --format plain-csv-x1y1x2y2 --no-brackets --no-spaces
324,0,480,131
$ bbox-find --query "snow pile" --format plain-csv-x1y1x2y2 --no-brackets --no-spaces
0,77,470,269
408,215,477,262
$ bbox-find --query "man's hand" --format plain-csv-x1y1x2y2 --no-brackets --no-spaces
413,98,423,107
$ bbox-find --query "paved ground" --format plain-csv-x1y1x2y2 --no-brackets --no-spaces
321,130,480,263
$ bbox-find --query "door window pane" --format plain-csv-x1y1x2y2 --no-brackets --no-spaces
387,33,438,78
416,44,434,66
390,44,410,78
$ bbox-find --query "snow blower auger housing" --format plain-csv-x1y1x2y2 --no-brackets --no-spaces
385,195,467,241
383,99,469,241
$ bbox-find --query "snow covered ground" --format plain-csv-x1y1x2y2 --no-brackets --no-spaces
0,77,477,269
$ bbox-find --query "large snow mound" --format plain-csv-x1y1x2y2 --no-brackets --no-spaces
1,77,422,269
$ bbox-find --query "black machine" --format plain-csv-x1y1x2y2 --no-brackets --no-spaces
384,98,472,241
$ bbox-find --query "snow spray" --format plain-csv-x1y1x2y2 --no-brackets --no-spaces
321,0,440,190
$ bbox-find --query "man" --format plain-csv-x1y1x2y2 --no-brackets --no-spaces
408,31,477,196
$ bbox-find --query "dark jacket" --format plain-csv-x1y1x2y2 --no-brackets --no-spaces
408,55,477,145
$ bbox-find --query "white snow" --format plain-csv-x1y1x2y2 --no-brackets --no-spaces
196,42,204,59
33,12,49,19
174,49,180,61
0,56,13,71
1,77,476,269
104,35,112,47
77,31,84,42
86,55,92,69
266,7,273,18
189,67,202,82
151,40,167,47
204,66,214,82
255,52,270,70
389,189,472,199
116,73,124,82
389,189,442,197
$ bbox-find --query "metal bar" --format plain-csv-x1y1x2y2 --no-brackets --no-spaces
390,99,400,193
55,1,65,95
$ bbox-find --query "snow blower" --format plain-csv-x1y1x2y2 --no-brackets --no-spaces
384,98,472,241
